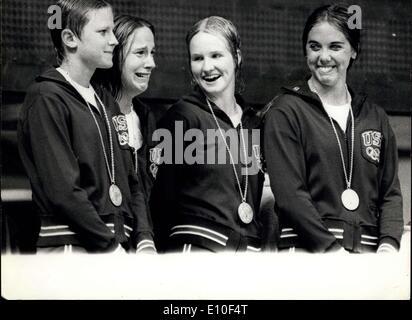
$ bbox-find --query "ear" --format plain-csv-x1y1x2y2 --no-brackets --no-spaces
61,29,79,49
351,48,357,60
236,49,242,68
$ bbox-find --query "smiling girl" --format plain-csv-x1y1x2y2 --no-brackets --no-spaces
264,4,403,253
150,16,266,253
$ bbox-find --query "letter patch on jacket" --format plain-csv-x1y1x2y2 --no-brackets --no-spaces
112,115,129,147
252,144,265,173
361,130,382,165
149,147,162,179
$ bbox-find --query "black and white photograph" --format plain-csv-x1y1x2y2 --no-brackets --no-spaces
1,0,410,308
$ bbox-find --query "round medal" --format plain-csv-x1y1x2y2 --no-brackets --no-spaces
109,184,122,207
341,188,359,211
238,202,254,224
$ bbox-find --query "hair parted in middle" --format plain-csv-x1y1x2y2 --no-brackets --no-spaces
302,4,361,69
185,16,244,93
93,14,155,100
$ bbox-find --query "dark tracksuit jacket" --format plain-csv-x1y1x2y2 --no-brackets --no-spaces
18,68,154,252
150,88,266,252
111,98,158,217
264,80,403,253
133,98,158,199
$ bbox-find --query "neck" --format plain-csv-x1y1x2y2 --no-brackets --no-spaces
206,91,238,117
309,77,348,105
117,92,134,114
60,57,95,87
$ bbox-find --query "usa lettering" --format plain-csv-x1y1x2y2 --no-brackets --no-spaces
362,130,382,148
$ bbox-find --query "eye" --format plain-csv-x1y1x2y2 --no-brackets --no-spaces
98,29,107,35
135,50,146,56
308,43,321,51
330,44,342,50
211,53,222,59
191,56,203,62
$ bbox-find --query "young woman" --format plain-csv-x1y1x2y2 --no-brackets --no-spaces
150,16,266,253
94,15,158,252
264,4,403,253
95,15,157,199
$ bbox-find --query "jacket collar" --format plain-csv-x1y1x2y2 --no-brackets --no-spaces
281,78,367,117
132,97,149,120
181,86,258,127
36,67,72,87
36,67,106,99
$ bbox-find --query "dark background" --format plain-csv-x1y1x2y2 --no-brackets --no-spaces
2,0,411,111
1,0,411,252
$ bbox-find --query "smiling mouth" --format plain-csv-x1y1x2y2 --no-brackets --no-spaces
317,66,335,73
135,73,150,79
202,74,221,82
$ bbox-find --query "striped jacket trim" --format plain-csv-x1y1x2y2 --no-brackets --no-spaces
280,227,378,246
169,224,261,251
170,225,229,246
39,223,133,238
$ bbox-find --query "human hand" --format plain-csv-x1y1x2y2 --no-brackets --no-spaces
376,243,397,254
112,243,127,254
136,239,157,254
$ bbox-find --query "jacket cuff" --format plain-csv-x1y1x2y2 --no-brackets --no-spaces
378,237,399,252
135,232,157,253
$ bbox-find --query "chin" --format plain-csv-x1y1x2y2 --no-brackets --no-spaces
133,84,148,95
316,75,337,87
199,84,222,95
100,62,113,69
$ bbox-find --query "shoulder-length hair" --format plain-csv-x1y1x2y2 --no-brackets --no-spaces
93,14,155,100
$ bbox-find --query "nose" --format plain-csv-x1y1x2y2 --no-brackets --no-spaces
202,57,214,72
319,48,331,63
109,31,119,46
145,54,156,69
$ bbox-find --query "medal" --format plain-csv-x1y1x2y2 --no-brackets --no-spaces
206,98,254,224
341,188,359,211
109,184,122,207
238,202,254,224
309,80,359,211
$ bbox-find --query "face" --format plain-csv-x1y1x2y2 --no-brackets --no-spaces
121,26,156,97
306,21,356,89
189,32,238,98
76,7,118,69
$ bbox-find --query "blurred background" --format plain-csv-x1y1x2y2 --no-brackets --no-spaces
1,0,410,252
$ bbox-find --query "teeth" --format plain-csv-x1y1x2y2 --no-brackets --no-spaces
318,66,333,72
203,75,220,82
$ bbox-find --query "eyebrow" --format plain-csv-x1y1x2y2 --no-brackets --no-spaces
131,45,156,51
307,40,345,44
132,46,148,50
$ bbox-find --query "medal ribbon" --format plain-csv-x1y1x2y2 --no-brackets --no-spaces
206,98,248,203
309,80,355,190
88,94,116,186
61,70,116,186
